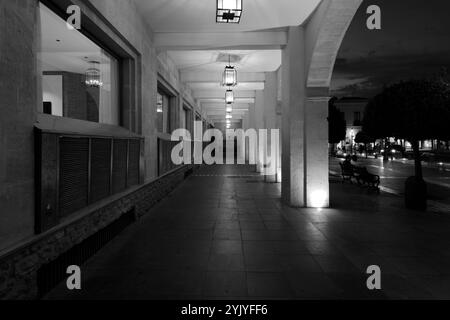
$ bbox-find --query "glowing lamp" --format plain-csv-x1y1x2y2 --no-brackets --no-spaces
310,190,328,209
85,61,103,87
225,90,234,104
222,66,238,87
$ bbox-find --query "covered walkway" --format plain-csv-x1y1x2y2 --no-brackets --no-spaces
45,165,450,300
3,0,450,301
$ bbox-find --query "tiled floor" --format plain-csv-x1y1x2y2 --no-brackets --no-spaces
45,165,450,300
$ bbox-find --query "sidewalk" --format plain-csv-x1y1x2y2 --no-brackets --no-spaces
346,154,450,171
45,165,450,300
330,157,450,213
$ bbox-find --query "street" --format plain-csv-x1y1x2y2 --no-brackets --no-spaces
330,157,450,206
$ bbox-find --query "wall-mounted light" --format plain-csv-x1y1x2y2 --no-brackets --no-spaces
85,61,103,87
217,0,243,24
225,90,234,104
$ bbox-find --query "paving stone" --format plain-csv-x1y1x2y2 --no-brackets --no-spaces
43,165,450,299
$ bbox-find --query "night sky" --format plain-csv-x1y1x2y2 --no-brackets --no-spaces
331,0,450,98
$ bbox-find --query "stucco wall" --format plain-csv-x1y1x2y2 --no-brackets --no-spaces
0,0,38,251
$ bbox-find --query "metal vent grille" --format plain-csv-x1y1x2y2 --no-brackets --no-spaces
158,139,179,176
36,129,144,234
59,137,89,217
128,140,140,187
112,139,128,193
90,138,112,203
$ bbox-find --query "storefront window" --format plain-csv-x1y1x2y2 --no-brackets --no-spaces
39,3,119,125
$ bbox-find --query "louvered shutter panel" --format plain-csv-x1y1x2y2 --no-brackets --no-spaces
112,139,128,193
90,138,112,203
127,140,140,187
59,137,89,217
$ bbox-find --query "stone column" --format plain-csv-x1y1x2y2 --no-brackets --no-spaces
248,103,258,169
255,91,265,173
263,71,279,182
242,111,250,163
281,26,306,207
305,96,330,208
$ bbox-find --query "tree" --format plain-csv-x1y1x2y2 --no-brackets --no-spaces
355,131,375,158
363,79,450,210
328,97,347,150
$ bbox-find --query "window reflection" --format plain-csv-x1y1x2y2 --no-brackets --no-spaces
39,3,119,126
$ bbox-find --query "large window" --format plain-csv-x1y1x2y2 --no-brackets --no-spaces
39,3,119,125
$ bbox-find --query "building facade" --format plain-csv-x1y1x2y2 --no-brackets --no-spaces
334,97,367,153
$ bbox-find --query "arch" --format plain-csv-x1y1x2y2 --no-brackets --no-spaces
306,0,363,89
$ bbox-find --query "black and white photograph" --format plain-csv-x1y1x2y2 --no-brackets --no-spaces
2,0,450,309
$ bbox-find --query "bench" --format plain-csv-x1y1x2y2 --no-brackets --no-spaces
340,162,355,183
339,163,380,190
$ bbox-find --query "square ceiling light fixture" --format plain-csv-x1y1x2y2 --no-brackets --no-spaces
217,0,243,24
